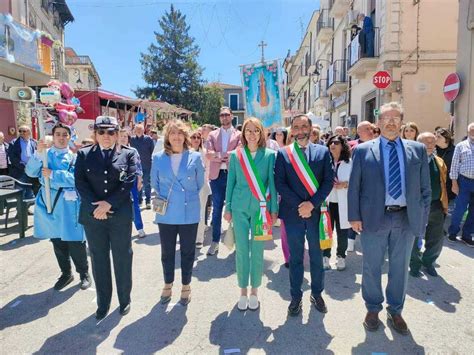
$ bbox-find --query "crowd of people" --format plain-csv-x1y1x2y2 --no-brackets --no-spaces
1,103,473,335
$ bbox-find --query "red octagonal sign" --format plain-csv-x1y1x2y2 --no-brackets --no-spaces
443,73,460,102
373,71,392,89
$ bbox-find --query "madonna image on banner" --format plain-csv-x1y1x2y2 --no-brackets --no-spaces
241,61,282,127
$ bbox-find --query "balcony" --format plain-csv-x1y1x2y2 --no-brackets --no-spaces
0,14,51,86
347,27,381,79
327,59,348,96
66,55,93,66
290,65,308,92
316,9,334,43
329,0,351,19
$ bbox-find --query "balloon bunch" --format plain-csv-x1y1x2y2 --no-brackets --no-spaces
41,80,84,126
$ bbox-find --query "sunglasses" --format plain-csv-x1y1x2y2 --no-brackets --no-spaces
190,135,201,140
19,130,28,133
220,113,231,117
329,141,341,145
97,130,116,136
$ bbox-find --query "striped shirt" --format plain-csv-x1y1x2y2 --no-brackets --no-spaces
0,144,7,169
449,139,474,180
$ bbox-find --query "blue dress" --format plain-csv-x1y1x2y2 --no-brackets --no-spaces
25,147,85,241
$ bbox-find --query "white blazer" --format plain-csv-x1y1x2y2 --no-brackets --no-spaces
328,159,352,229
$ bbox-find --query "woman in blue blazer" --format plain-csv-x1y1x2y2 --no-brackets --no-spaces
151,120,204,306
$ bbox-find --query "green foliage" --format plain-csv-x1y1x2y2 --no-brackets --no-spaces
196,85,224,126
135,5,203,112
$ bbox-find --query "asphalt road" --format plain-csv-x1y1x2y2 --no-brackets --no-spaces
0,208,473,354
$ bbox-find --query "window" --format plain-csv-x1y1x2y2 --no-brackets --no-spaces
229,93,239,111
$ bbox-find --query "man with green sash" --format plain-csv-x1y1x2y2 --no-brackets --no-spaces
275,114,334,316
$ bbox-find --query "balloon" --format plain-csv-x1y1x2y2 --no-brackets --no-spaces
60,82,74,99
71,97,80,106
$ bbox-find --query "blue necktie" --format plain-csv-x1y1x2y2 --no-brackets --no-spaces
388,141,402,200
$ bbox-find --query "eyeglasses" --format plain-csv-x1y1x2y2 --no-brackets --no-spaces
220,113,231,117
19,130,28,133
245,129,261,135
97,130,116,136
190,135,201,140
329,141,341,146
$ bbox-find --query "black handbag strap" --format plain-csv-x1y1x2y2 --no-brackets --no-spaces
49,157,75,214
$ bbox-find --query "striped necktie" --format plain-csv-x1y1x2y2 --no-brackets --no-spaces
387,141,402,200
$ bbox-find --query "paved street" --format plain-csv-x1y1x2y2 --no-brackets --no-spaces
0,208,473,354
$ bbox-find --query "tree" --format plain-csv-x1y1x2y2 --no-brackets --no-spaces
135,5,203,112
197,85,224,126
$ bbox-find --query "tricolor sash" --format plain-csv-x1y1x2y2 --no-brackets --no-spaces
285,142,333,249
236,147,273,241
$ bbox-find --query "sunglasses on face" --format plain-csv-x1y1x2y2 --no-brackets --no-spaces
19,130,28,133
220,113,231,117
190,135,201,140
97,130,116,136
329,141,341,146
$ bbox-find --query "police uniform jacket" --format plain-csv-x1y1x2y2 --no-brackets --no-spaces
74,144,137,224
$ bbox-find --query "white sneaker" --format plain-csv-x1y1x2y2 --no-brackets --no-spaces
347,239,355,252
248,295,259,310
138,229,147,238
323,257,331,270
238,296,248,311
207,242,219,256
336,256,346,271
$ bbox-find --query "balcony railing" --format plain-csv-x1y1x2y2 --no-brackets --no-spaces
327,60,348,88
65,55,93,66
315,79,328,100
316,9,334,37
348,27,381,69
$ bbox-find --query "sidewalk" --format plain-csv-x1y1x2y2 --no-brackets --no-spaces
0,208,473,354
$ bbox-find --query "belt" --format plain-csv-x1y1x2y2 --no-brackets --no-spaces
385,205,407,212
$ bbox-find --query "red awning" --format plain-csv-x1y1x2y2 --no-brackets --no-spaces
97,89,132,102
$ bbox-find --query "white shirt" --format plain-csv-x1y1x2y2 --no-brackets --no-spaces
0,144,7,169
220,127,232,169
171,153,182,176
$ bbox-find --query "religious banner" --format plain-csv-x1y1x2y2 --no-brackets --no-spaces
241,60,283,127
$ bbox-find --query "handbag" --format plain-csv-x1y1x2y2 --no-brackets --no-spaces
152,175,177,215
223,223,235,251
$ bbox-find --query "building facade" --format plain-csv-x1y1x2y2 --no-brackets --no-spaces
285,0,458,134
0,0,73,140
65,47,101,91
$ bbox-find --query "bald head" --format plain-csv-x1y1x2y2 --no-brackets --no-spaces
357,121,374,142
417,132,436,156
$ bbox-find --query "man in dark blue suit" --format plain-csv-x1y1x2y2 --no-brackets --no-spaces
275,114,334,316
75,116,137,320
348,102,431,335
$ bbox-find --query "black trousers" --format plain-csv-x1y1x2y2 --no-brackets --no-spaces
0,168,9,175
158,223,198,285
51,239,88,276
83,217,133,310
410,200,446,271
323,202,349,258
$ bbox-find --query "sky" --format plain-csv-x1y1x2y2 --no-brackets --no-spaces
65,0,321,98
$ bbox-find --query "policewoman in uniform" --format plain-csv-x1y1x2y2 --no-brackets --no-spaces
75,116,137,320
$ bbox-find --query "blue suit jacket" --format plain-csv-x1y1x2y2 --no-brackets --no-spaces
274,143,334,223
348,137,431,236
151,150,204,225
8,137,37,178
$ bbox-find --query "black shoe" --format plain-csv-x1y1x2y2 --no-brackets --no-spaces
448,235,458,243
310,294,328,313
387,312,409,335
119,303,131,316
284,262,289,269
424,266,438,277
409,269,422,278
287,299,302,316
95,306,110,320
461,237,474,247
363,312,381,332
80,273,91,290
54,273,74,290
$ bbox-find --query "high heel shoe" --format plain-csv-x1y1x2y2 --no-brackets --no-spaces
160,283,173,304
180,285,191,306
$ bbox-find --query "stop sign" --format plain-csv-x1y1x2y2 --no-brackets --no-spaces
443,73,460,102
373,71,392,89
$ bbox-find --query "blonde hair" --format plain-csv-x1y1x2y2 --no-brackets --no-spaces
163,119,190,155
241,117,266,148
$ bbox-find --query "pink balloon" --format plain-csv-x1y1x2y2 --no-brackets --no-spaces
60,82,74,99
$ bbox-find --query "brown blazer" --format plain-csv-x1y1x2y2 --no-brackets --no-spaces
434,155,449,214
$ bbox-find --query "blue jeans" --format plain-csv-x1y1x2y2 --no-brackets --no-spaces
285,216,324,301
360,210,415,315
131,180,143,231
139,168,151,204
448,175,474,239
210,170,227,242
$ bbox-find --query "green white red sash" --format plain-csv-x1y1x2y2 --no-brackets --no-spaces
236,146,272,241
285,142,333,249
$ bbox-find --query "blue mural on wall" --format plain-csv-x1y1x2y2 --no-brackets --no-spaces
241,60,282,128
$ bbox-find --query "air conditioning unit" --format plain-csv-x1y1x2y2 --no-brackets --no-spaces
346,10,359,28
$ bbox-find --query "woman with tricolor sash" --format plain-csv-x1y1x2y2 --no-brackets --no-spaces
224,117,278,311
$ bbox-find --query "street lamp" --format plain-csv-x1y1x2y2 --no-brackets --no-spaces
314,59,332,76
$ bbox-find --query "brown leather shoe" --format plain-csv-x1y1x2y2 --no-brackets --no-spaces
363,312,380,331
387,313,409,335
